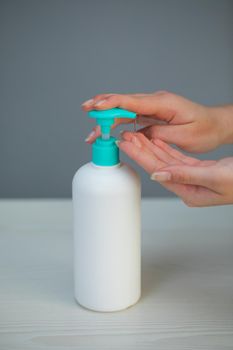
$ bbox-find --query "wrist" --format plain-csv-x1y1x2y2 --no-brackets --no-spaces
208,105,233,146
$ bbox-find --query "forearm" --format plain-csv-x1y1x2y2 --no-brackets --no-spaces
209,105,233,145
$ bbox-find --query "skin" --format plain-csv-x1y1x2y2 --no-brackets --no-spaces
118,132,233,207
82,91,233,206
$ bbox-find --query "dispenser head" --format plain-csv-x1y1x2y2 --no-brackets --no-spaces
88,108,136,140
88,108,136,166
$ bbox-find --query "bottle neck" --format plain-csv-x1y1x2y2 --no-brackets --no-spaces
92,136,119,166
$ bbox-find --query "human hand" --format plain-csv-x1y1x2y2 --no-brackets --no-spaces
117,131,233,207
82,92,233,153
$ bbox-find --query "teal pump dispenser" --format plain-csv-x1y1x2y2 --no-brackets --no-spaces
88,108,136,166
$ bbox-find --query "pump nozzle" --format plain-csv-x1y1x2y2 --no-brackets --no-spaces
88,108,136,166
88,108,136,140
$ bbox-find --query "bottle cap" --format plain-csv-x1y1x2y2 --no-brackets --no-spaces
88,108,136,166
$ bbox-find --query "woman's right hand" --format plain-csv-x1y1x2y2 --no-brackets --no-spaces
82,91,233,153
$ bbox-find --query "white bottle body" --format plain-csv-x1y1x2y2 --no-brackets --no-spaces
72,161,141,312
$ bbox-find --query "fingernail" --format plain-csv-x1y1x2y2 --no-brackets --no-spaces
118,130,125,140
150,172,171,182
94,99,106,107
115,140,121,147
85,130,96,142
132,136,142,148
82,98,94,106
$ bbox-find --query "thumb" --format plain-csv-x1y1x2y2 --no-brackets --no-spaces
151,165,218,191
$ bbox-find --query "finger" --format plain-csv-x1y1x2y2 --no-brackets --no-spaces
121,131,176,167
150,139,183,165
161,182,221,207
152,139,217,167
82,93,146,111
92,94,147,112
150,171,222,207
85,125,101,143
152,139,199,166
82,94,116,110
118,136,166,173
90,93,176,122
151,164,220,192
122,131,183,166
118,140,157,173
119,133,186,202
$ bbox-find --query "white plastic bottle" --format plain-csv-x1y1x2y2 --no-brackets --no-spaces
72,108,141,312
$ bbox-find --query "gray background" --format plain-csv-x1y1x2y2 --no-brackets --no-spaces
1,0,233,198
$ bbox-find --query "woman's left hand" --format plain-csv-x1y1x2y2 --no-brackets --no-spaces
118,132,233,207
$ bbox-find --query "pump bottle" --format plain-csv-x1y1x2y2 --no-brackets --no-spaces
72,108,141,312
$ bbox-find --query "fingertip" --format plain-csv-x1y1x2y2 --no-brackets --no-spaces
82,105,93,112
85,126,101,143
93,100,107,109
81,98,95,109
150,171,172,182
119,139,158,174
115,140,121,148
120,130,134,142
93,94,119,109
85,137,94,144
132,135,142,148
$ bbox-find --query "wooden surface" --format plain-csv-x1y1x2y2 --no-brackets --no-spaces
0,199,233,350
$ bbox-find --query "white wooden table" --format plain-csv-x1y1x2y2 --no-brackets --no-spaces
0,199,233,349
